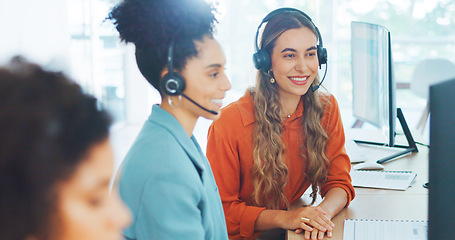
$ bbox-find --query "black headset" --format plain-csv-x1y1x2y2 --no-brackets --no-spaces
160,41,218,115
253,7,328,73
161,41,186,96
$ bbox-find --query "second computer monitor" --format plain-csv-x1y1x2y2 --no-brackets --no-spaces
428,77,455,239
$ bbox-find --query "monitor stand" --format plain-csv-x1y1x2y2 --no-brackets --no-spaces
354,108,419,164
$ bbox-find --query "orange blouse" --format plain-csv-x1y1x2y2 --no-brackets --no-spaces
207,91,355,240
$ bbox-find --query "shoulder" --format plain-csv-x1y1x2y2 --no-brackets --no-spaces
317,92,337,106
130,121,179,157
317,92,344,132
121,121,192,177
215,91,255,128
316,92,340,115
119,128,204,206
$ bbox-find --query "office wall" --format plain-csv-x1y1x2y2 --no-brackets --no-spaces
0,0,70,71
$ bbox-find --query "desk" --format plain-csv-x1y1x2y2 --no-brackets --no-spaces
287,137,429,240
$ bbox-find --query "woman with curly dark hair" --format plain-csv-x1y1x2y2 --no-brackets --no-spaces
107,0,231,239
0,57,131,240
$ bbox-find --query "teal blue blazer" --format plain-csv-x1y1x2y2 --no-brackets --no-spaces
119,105,228,240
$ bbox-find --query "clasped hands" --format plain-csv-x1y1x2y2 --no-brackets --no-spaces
287,206,334,240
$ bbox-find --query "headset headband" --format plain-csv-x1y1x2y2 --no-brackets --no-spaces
254,8,324,52
168,41,174,73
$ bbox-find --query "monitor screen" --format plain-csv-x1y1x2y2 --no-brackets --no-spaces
428,78,455,239
351,21,396,147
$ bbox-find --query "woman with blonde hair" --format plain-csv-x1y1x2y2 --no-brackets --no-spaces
207,8,355,240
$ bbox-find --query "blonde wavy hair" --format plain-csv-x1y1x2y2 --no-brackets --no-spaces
250,11,330,209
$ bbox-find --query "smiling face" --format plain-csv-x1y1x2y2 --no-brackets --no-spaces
270,27,319,100
56,139,131,240
179,35,231,121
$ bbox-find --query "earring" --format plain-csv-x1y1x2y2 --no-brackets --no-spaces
267,70,275,84
168,95,182,108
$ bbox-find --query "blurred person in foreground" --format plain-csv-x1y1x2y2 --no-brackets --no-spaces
0,56,131,240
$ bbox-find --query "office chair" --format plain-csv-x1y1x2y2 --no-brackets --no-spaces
410,58,455,133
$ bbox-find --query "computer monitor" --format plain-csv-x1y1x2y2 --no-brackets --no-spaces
351,21,418,164
428,78,455,239
351,21,395,146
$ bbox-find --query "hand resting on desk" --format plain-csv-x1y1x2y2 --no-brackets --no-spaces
284,206,335,239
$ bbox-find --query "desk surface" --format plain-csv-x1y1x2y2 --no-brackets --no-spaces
287,135,429,240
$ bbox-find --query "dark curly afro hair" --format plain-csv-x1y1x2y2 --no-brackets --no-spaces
107,0,218,92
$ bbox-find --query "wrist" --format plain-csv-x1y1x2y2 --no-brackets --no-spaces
275,210,288,229
318,204,333,220
256,209,288,231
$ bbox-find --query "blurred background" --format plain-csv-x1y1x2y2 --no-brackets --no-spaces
2,0,454,168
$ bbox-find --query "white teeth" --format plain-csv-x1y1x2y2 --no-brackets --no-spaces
211,99,223,104
290,77,308,81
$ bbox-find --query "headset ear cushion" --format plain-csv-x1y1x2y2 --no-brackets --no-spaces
253,49,271,72
161,71,186,96
317,46,327,66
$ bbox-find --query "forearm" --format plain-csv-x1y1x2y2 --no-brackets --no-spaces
317,187,348,219
254,209,287,231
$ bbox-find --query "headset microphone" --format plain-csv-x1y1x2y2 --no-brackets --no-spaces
161,42,218,115
311,61,328,92
180,93,218,115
